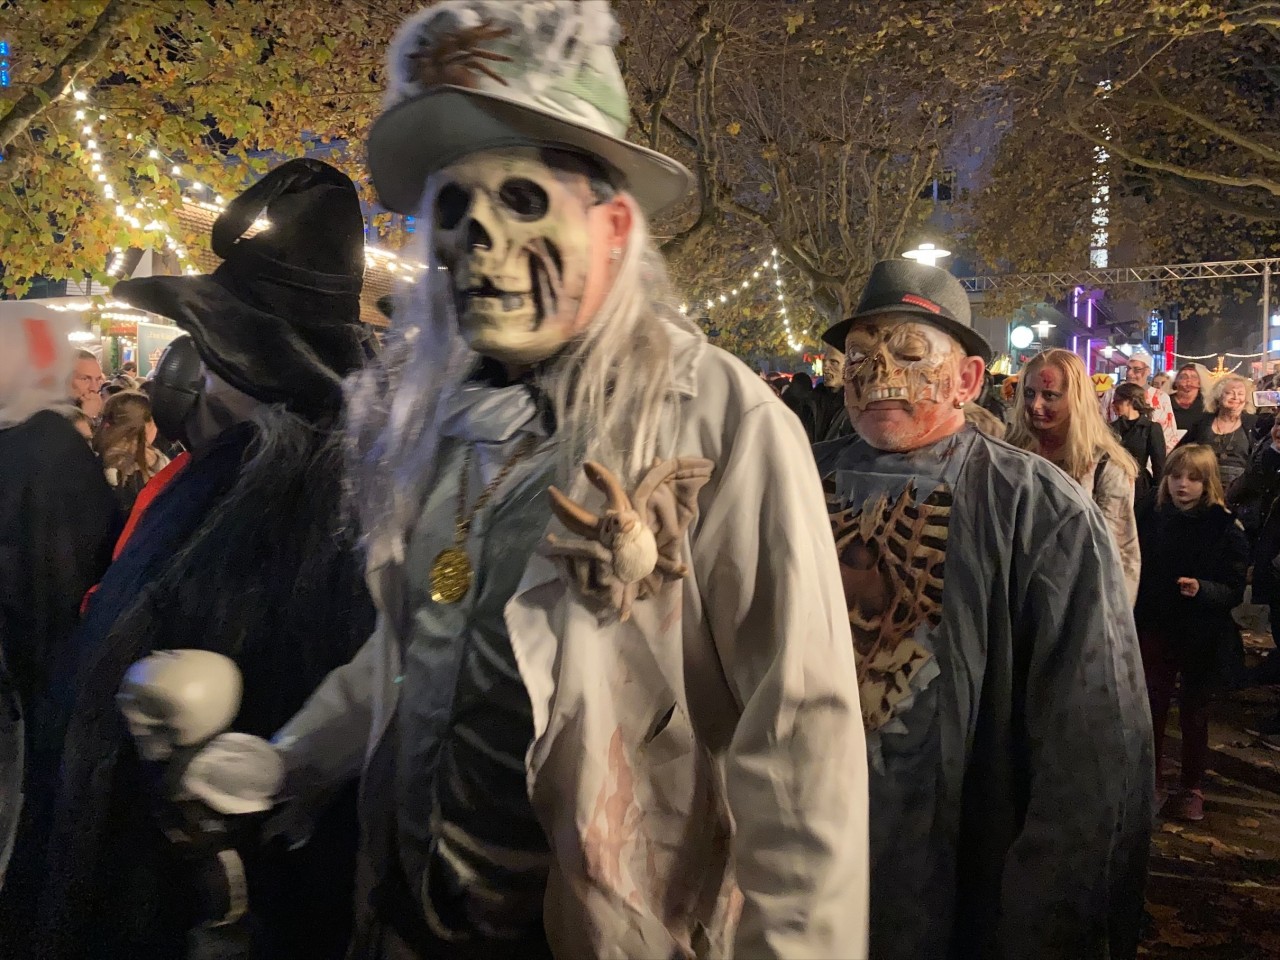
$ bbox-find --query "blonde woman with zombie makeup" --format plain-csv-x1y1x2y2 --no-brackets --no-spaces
1009,348,1141,602
1178,373,1257,489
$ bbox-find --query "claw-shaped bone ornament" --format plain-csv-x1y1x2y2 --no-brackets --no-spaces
542,457,714,622
550,462,659,583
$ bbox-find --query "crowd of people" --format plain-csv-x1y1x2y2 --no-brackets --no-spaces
64,350,175,513
0,2,1277,959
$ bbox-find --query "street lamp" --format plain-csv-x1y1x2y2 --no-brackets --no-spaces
902,242,951,267
1009,325,1035,350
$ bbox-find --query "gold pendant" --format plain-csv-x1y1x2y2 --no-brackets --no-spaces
429,547,473,604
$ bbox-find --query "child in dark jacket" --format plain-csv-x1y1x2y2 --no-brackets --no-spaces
1136,444,1249,822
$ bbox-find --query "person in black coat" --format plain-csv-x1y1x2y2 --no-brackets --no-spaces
780,371,820,440
1169,364,1206,431
1229,420,1280,717
1110,381,1166,501
0,317,118,950
1135,444,1249,822
37,161,377,960
811,373,845,442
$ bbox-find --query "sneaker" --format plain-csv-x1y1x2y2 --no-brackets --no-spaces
1163,789,1205,822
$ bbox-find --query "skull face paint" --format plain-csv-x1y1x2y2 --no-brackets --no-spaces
843,317,967,451
429,148,606,365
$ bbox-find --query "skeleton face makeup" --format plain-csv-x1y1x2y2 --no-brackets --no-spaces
429,148,611,365
843,317,968,451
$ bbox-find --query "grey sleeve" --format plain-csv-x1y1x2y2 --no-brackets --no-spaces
1094,461,1140,605
999,508,1154,959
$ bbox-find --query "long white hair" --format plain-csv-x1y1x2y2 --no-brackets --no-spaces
345,196,704,561
1204,373,1256,414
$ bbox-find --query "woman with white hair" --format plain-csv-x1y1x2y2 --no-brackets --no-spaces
1178,373,1258,489
1009,348,1142,602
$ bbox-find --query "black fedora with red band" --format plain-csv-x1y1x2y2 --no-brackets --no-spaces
821,259,991,362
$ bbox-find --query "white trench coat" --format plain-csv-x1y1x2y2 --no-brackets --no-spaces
273,328,869,959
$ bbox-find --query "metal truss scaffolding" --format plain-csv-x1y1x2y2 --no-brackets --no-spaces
959,258,1280,364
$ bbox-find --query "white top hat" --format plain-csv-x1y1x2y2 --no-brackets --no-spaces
369,0,693,217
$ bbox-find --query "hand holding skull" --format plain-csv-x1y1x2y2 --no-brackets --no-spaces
542,457,713,622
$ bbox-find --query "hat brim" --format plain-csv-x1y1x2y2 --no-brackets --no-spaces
822,303,993,363
369,86,693,217
114,275,368,414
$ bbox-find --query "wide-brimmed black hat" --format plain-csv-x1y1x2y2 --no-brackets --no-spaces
822,259,991,362
114,159,374,417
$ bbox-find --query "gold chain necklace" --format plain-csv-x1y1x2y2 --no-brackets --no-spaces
429,433,539,604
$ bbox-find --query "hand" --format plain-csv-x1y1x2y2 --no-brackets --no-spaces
1177,577,1200,598
79,391,103,421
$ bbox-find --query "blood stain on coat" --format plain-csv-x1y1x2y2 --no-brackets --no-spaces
583,726,646,908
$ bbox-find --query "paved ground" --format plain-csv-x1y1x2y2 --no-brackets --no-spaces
1141,627,1280,958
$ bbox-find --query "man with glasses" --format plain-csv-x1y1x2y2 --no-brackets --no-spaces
1100,349,1178,451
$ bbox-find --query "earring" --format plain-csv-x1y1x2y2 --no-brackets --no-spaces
953,398,964,409
609,247,622,262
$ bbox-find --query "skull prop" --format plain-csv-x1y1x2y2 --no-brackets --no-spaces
843,319,967,452
430,147,607,365
116,650,243,762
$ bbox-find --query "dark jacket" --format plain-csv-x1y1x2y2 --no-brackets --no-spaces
1111,415,1166,498
38,411,374,960
815,427,1151,960
1170,393,1204,431
780,377,820,441
811,385,845,443
1178,412,1257,489
1226,441,1280,552
1135,500,1248,687
0,411,117,941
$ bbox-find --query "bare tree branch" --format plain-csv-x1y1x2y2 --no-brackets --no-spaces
1065,110,1280,198
659,24,725,257
1155,170,1280,220
646,5,710,152
1128,92,1280,166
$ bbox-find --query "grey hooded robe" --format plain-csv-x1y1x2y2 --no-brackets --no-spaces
814,425,1153,960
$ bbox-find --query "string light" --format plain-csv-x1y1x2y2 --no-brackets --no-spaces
62,85,431,284
690,246,807,351
45,299,133,312
68,87,198,280
770,248,802,353
1174,351,1265,361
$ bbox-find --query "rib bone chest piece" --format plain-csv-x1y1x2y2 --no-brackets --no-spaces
431,150,594,364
